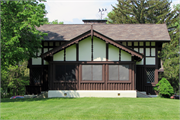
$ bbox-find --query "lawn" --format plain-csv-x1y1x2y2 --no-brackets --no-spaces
1,97,179,119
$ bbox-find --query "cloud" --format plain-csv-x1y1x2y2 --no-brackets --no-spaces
42,0,179,24
42,0,117,24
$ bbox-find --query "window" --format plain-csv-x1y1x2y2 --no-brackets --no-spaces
82,65,102,81
55,65,76,81
44,42,48,46
146,68,155,83
31,68,42,84
49,42,53,46
109,65,129,81
146,48,156,56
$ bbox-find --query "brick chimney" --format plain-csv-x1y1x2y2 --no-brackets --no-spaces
82,19,107,24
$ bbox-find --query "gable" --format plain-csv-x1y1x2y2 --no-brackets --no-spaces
49,36,133,62
41,29,143,61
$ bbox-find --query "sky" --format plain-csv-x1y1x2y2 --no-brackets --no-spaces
42,0,180,24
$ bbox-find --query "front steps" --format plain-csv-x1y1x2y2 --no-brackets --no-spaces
137,91,152,98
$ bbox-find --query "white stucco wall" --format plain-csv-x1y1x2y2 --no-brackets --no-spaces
66,44,76,61
134,48,138,52
93,37,106,61
44,60,49,65
79,37,91,61
108,44,119,61
53,50,64,61
32,57,42,65
139,48,144,54
44,48,48,53
146,57,155,65
121,50,131,61
136,59,144,65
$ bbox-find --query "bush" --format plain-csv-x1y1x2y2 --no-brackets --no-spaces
153,78,174,98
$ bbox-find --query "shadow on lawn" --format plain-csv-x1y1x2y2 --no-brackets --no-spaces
1,97,77,103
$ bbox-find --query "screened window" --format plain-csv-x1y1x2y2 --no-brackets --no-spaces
31,68,42,84
55,65,76,81
146,68,155,83
109,65,129,81
82,65,102,81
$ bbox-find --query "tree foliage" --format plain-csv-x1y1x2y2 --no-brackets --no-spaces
46,19,64,24
153,78,174,98
159,4,180,92
1,0,48,69
1,61,29,98
107,0,174,24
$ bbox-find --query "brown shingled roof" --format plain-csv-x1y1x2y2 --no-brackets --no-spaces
36,24,170,41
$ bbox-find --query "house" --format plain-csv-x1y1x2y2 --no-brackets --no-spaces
26,19,170,98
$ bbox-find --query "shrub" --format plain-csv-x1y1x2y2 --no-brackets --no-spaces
153,78,174,98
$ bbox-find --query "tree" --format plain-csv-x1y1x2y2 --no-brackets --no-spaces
46,19,64,24
107,0,174,24
1,61,29,98
153,78,174,98
159,4,180,93
1,0,48,69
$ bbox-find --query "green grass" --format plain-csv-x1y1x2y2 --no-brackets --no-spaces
1,97,179,119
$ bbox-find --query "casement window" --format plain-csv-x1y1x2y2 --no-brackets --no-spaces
55,65,76,81
82,65,102,81
146,68,155,83
146,48,156,56
109,65,129,81
31,67,42,85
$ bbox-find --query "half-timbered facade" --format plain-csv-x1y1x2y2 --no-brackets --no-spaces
26,20,170,97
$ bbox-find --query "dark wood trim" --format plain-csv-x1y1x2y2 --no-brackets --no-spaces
53,81,78,83
107,81,131,83
50,61,135,64
81,81,105,83
76,43,79,61
144,42,146,65
91,32,93,61
105,64,108,90
64,49,66,61
119,49,121,61
106,43,108,61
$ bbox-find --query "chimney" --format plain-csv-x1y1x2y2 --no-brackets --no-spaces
82,19,107,24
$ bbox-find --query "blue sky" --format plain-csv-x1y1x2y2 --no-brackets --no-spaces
42,0,180,24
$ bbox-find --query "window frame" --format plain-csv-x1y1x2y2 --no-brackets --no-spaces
53,63,78,82
107,64,131,83
81,64,104,82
